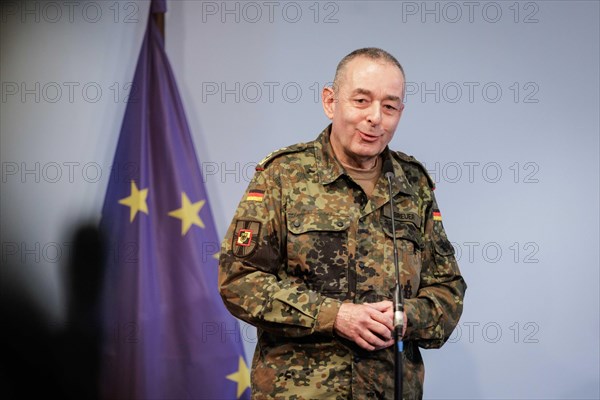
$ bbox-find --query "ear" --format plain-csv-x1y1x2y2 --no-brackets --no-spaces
321,86,335,120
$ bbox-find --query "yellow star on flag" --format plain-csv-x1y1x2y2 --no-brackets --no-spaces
168,192,205,235
118,180,149,222
226,356,250,399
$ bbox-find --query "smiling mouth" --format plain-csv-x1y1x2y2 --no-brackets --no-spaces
358,130,381,142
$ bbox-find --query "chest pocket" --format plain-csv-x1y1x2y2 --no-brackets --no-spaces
286,212,350,295
381,205,424,250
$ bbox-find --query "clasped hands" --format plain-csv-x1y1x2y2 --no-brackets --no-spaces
333,301,407,351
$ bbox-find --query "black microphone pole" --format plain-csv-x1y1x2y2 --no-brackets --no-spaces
383,157,404,400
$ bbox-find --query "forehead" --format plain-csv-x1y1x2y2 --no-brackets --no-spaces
339,56,405,95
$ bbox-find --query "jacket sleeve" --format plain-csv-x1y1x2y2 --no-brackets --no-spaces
403,185,467,349
218,163,342,338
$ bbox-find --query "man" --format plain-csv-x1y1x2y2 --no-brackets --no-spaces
219,48,466,399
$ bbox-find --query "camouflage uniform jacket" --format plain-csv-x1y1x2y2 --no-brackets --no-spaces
219,126,466,399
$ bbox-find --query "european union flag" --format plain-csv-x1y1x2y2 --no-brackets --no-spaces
100,1,250,398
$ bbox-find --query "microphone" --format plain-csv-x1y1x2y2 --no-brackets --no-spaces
382,156,404,332
383,157,395,180
383,154,404,400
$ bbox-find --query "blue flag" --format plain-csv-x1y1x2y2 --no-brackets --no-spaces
100,2,250,398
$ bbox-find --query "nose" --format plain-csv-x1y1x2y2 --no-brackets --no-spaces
366,103,382,126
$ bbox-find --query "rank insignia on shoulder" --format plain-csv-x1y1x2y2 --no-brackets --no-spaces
246,190,264,202
233,220,261,257
433,210,442,221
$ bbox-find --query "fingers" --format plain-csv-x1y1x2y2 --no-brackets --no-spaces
368,306,394,332
364,301,394,331
361,325,395,351
365,300,393,312
333,303,395,351
356,331,394,351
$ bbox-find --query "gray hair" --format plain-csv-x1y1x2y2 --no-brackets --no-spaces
333,47,405,91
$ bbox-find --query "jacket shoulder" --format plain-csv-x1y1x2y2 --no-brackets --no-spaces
256,142,311,171
392,150,435,190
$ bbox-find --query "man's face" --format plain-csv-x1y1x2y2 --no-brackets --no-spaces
322,56,405,168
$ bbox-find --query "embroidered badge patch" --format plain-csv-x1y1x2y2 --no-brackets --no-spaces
233,220,261,257
236,229,253,246
433,210,442,221
246,190,264,202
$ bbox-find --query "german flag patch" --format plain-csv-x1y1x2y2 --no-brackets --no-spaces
433,210,442,221
246,190,264,202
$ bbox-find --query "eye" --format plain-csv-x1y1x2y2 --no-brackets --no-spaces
384,102,402,112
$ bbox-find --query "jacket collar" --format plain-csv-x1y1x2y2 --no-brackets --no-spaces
314,125,345,185
314,125,414,198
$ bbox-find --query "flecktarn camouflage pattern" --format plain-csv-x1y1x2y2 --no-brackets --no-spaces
219,125,466,399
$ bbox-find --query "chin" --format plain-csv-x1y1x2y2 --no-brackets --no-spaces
354,145,384,158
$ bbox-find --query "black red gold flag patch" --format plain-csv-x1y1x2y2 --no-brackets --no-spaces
233,220,261,257
246,190,264,202
433,210,442,221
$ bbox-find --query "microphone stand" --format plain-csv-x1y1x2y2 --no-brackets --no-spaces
384,166,404,400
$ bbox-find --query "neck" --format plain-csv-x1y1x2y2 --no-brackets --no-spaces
330,143,380,170
338,153,382,198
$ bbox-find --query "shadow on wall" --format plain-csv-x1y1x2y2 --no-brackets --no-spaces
0,224,105,399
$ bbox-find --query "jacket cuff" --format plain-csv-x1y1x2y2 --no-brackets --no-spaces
314,297,342,335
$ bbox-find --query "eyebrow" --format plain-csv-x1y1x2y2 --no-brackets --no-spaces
352,88,401,102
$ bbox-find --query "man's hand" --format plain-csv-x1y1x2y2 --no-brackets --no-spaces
333,301,395,351
364,301,407,338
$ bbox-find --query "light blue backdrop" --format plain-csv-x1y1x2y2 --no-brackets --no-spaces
1,1,598,398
